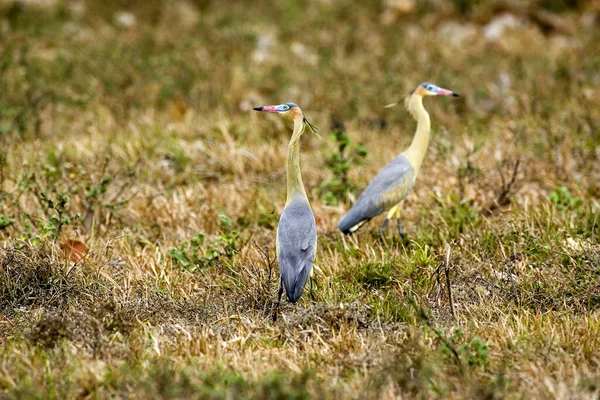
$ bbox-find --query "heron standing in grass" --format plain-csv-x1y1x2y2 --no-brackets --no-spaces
253,102,318,305
338,82,460,237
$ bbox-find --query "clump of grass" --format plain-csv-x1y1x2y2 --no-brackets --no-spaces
355,261,393,288
27,313,69,348
0,246,74,316
422,192,480,243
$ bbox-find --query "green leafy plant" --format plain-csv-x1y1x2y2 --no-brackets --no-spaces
549,186,582,211
169,214,240,271
85,175,113,206
460,336,489,369
38,190,71,240
168,232,207,270
441,328,489,370
319,123,368,206
0,213,15,229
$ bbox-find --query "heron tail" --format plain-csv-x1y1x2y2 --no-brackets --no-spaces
338,210,368,235
282,263,312,303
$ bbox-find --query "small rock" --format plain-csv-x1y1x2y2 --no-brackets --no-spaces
484,13,523,41
68,0,85,18
580,11,598,28
165,1,199,29
252,36,275,63
497,71,511,91
384,0,415,14
405,24,423,39
549,35,575,53
291,42,318,65
437,21,478,46
381,0,415,25
114,11,136,28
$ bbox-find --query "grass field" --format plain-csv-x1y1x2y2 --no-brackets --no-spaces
1,0,600,398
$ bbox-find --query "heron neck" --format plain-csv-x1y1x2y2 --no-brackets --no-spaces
403,94,431,175
286,117,307,204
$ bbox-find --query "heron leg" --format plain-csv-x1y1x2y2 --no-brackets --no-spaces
277,277,284,304
396,219,406,239
272,277,284,322
379,218,390,239
393,203,407,240
381,204,400,239
309,277,316,301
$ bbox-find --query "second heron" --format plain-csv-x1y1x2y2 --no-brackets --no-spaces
338,82,460,237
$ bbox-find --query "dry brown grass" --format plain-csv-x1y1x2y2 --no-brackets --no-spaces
1,0,600,398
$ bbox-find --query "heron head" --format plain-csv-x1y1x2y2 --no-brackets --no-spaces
413,82,460,97
253,102,319,134
253,102,303,119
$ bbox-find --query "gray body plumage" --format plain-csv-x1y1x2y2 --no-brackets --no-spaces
277,196,317,302
338,154,415,234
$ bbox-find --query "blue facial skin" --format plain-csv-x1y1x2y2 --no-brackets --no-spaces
410,82,438,95
421,82,439,93
409,83,459,97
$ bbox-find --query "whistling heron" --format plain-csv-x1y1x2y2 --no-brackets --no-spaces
253,102,318,304
338,82,459,237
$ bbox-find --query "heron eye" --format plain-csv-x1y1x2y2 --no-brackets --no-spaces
282,105,289,110
427,85,435,91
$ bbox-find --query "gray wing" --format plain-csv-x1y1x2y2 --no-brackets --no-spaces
338,154,415,234
277,198,317,302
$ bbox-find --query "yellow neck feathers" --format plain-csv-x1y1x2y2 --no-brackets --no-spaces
402,93,431,175
286,117,307,204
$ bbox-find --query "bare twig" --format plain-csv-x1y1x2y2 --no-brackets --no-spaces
483,158,521,216
429,264,443,307
497,158,521,206
445,243,456,320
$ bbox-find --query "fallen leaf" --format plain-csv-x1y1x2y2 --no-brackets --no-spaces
60,239,89,262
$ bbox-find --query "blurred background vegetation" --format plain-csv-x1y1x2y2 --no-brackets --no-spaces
1,0,598,135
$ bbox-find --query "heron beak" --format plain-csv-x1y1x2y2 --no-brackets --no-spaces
253,105,281,113
437,88,460,97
